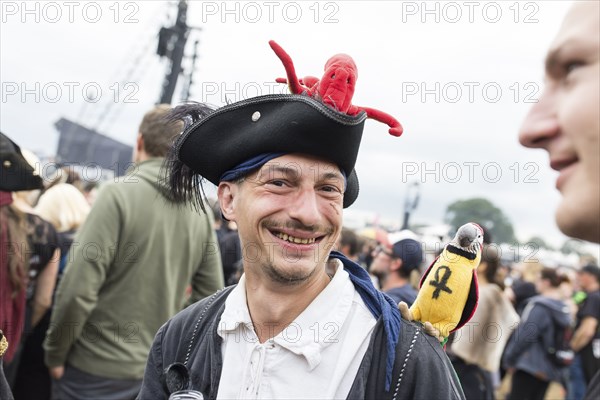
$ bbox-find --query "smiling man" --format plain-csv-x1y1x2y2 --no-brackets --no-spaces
519,1,600,244
518,2,600,399
137,87,464,399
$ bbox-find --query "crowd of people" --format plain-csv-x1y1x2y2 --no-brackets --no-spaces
1,1,599,399
1,133,598,400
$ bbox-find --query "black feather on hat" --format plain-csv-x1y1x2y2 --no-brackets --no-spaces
164,94,366,211
162,102,217,212
0,132,43,192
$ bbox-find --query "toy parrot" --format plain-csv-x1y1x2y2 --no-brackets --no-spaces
409,223,484,339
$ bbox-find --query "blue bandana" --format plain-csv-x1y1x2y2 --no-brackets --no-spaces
219,153,287,182
329,250,401,391
220,152,347,190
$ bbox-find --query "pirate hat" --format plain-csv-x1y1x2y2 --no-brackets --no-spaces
0,132,43,192
167,94,366,209
166,40,403,210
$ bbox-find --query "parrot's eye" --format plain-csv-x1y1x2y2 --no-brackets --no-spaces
331,74,335,79
347,78,351,84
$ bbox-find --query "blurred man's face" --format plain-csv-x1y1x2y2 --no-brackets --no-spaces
534,277,547,294
519,2,600,243
369,247,394,281
577,272,598,292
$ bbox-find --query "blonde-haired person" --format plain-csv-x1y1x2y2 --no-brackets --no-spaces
36,183,90,233
35,182,90,276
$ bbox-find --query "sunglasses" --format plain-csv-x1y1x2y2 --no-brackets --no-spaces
375,245,394,258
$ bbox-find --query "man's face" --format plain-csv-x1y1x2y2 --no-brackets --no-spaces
519,2,600,243
534,275,548,294
219,153,344,285
369,247,395,282
577,272,598,292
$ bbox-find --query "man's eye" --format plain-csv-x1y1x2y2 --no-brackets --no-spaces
564,60,584,76
321,185,342,193
268,180,286,187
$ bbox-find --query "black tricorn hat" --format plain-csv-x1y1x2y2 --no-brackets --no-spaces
0,132,44,192
167,94,367,209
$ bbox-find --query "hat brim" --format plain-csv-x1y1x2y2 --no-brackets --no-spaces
0,132,44,192
176,94,366,208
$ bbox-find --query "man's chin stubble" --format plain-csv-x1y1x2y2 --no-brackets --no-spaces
263,262,318,286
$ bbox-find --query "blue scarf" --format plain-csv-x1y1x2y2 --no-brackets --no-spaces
329,250,401,391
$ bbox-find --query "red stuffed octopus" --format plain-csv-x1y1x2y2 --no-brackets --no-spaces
270,40,403,137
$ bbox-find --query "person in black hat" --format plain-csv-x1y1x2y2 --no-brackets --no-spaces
138,43,465,399
1,132,54,400
370,237,422,307
0,132,44,192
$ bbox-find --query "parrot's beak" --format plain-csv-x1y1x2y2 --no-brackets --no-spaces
459,236,474,248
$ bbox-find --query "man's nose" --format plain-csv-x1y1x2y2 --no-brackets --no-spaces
519,88,560,148
288,188,321,227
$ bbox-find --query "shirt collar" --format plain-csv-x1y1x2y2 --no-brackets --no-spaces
217,260,356,370
217,274,253,337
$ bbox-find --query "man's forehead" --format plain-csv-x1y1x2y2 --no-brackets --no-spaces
258,154,344,178
548,3,600,57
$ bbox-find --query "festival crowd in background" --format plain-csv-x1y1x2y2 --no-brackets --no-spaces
1,1,599,399
1,149,599,399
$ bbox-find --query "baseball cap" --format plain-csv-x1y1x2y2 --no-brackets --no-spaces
391,238,423,272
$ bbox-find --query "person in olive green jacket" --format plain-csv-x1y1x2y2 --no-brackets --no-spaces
44,105,224,400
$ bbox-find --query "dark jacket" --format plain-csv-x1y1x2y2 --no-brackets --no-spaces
0,331,13,400
138,286,465,399
502,295,572,382
385,284,418,307
0,360,12,400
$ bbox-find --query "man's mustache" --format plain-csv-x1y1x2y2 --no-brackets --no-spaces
262,219,335,236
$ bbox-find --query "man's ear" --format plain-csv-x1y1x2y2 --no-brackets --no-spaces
132,133,144,162
136,133,144,152
218,182,236,221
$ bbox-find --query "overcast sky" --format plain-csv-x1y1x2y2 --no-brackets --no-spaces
2,0,598,256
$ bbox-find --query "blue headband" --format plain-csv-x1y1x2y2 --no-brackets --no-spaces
220,152,347,190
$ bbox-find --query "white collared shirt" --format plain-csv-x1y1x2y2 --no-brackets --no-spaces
216,263,376,399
